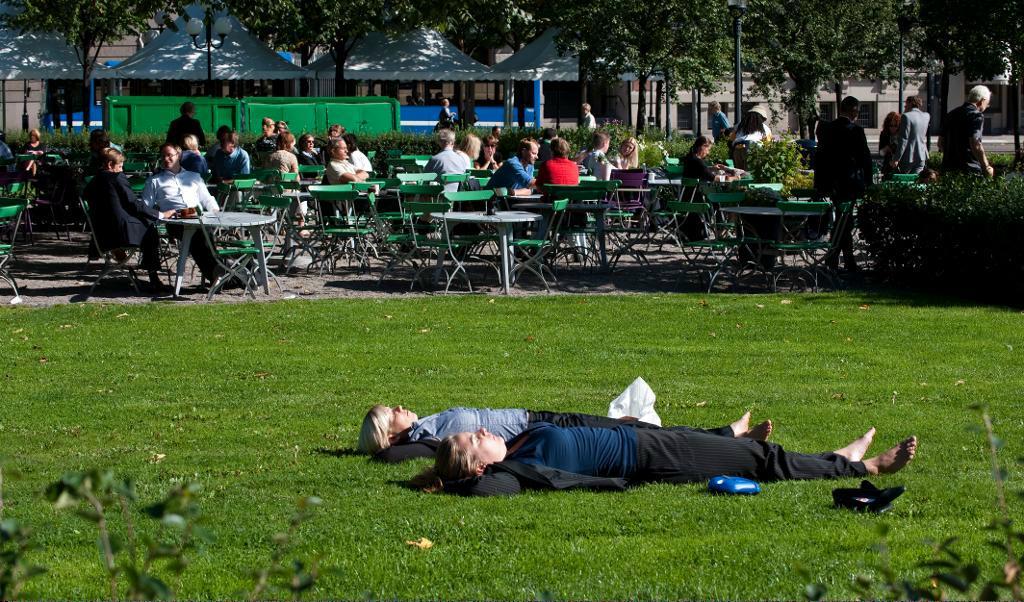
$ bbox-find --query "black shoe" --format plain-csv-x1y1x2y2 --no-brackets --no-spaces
832,480,905,513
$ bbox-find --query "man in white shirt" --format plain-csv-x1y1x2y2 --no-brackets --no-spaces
581,130,611,178
580,103,597,129
424,128,468,192
142,143,221,283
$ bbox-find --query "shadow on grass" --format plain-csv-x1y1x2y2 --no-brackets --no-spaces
313,446,364,458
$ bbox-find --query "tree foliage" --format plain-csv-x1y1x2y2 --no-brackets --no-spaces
547,0,731,133
744,0,901,137
0,0,174,129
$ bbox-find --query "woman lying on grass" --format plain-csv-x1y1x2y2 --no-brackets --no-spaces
411,423,917,496
358,405,773,463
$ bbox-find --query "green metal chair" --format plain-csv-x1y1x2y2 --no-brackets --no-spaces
440,172,469,188
397,172,439,184
80,198,142,298
0,200,27,304
387,157,422,175
509,198,569,292
667,201,738,292
195,207,260,300
307,187,376,274
298,164,326,180
891,173,918,184
469,168,493,178
770,200,834,292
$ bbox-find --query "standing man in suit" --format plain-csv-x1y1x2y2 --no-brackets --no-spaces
814,96,872,272
892,95,930,175
939,85,993,177
165,102,206,149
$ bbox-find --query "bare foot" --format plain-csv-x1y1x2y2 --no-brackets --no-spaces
863,436,917,475
834,428,876,462
730,411,773,441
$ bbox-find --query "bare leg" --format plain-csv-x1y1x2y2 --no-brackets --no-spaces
862,436,917,475
730,411,773,441
834,428,876,462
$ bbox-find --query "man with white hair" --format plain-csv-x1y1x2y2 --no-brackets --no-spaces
939,85,993,177
424,128,467,192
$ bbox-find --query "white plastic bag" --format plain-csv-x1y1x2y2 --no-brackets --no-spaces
606,377,661,426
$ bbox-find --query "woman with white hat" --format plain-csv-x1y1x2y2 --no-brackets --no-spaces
733,105,772,146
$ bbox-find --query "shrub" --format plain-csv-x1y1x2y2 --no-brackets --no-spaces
747,137,806,184
926,152,1018,175
858,174,1024,298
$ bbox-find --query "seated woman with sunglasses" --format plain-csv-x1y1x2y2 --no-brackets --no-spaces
359,404,772,463
411,422,917,496
475,136,502,171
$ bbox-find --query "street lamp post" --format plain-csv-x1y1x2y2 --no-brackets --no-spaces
897,0,916,111
727,0,748,126
186,8,232,97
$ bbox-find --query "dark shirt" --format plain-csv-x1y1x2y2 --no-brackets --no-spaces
683,154,716,181
255,135,278,153
166,115,206,148
941,102,985,174
508,424,638,478
180,150,208,175
537,140,553,164
814,117,872,201
296,150,322,166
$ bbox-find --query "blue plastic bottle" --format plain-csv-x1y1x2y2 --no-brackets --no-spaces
708,475,761,495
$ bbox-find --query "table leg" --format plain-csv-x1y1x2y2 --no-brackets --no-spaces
596,210,608,271
250,226,270,294
499,225,511,295
173,229,195,297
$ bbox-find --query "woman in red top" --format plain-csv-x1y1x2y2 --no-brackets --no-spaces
535,138,579,193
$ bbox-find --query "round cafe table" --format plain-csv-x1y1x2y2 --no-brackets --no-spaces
438,211,541,294
160,211,276,298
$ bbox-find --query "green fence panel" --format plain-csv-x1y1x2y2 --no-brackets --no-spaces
106,96,241,136
242,96,400,135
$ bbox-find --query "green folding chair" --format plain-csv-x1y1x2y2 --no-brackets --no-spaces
510,199,569,292
0,200,27,304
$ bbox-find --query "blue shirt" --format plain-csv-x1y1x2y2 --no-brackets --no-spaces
210,147,251,181
407,408,529,443
487,156,533,191
509,423,638,478
711,111,731,140
180,150,208,176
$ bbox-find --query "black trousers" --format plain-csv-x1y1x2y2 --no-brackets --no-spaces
165,224,217,280
635,428,866,484
527,411,734,438
137,222,162,272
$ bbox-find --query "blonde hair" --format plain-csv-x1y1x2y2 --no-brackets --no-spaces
410,434,477,493
619,137,639,168
357,405,392,454
29,128,40,142
458,133,481,160
182,134,199,151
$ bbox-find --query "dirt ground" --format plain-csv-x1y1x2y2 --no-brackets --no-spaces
2,229,856,307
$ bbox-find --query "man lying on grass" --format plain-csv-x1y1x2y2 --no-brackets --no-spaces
359,404,773,463
410,423,917,497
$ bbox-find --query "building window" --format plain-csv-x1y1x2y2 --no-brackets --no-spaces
855,101,877,128
676,103,693,130
819,102,835,122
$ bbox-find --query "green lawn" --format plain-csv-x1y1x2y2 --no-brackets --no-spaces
1,293,1021,599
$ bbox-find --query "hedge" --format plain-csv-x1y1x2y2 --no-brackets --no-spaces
858,174,1024,299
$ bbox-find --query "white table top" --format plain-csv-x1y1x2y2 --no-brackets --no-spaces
439,211,541,224
160,211,276,228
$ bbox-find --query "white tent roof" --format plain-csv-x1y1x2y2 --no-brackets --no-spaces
490,29,578,82
311,29,493,81
0,6,113,80
490,28,660,82
115,5,308,80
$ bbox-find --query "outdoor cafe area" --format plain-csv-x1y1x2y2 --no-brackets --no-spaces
0,152,869,305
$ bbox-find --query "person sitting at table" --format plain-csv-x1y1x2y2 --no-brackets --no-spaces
342,133,373,173
731,106,771,170
141,143,220,286
535,137,579,192
683,136,740,182
361,403,773,462
579,130,612,179
296,134,322,166
265,131,299,175
536,128,557,164
412,422,917,496
83,148,165,292
205,125,231,158
18,128,46,175
611,136,640,170
425,129,468,193
486,138,538,196
475,135,502,171
180,134,209,176
455,133,481,174
87,129,123,175
255,117,278,153
324,138,369,184
209,130,251,184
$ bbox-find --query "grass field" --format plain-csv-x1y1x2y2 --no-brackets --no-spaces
1,292,1021,599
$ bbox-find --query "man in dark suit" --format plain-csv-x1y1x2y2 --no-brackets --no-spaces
83,148,165,291
165,102,206,149
814,95,872,271
939,85,993,177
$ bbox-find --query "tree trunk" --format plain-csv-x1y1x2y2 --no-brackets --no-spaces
938,65,951,134
333,39,348,94
636,76,648,135
300,44,312,97
834,82,842,108
654,80,663,129
1012,77,1021,167
578,62,588,106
